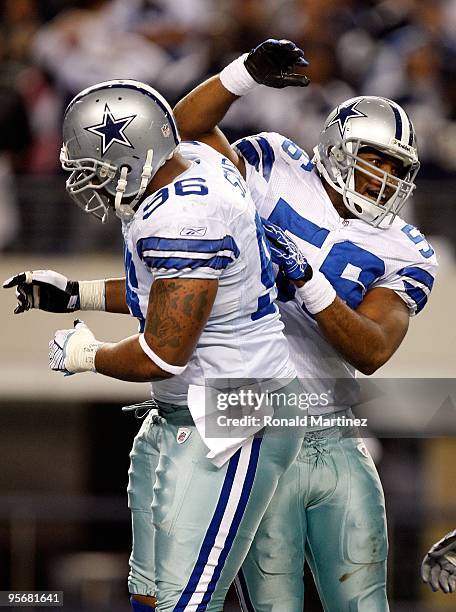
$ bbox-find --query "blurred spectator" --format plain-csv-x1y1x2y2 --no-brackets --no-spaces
32,1,169,101
32,0,218,104
0,0,455,253
0,85,31,249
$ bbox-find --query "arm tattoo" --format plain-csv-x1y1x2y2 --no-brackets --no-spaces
145,279,216,352
147,281,182,349
196,289,209,322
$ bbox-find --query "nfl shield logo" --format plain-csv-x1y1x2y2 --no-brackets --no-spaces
177,427,191,444
357,443,369,458
161,123,171,138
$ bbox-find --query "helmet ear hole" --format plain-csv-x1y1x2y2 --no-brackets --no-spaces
331,146,344,162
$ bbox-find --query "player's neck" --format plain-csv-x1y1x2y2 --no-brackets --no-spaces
146,152,192,195
323,182,354,220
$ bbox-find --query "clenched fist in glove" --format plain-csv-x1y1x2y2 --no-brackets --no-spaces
219,38,310,96
245,39,310,88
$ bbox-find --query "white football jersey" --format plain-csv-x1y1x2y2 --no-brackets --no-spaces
122,140,295,404
234,132,438,415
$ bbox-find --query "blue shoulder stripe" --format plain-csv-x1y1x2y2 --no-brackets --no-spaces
398,266,434,292
236,139,260,171
256,136,275,182
403,280,428,314
143,254,233,271
137,235,240,258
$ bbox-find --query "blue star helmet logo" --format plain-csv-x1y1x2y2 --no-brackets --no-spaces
326,100,367,137
85,104,136,156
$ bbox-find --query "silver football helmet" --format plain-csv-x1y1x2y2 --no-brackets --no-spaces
60,79,180,222
313,96,420,227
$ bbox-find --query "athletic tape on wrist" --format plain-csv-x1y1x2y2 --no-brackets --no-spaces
296,270,336,314
65,340,106,373
79,279,106,311
138,334,187,376
219,54,258,96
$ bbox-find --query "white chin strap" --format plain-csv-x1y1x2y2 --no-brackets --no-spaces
114,149,154,221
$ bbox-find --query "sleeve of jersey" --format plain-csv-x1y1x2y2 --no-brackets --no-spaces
233,131,281,183
371,260,437,316
135,214,240,280
178,140,223,164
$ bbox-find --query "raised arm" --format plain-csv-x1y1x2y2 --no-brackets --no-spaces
174,77,240,166
174,39,309,176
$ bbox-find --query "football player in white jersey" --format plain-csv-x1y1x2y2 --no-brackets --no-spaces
172,40,438,610
3,79,309,612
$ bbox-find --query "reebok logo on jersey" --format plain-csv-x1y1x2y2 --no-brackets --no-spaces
177,427,191,444
180,226,207,236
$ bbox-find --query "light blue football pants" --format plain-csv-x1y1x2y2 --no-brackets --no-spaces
128,405,388,611
235,423,389,612
128,379,304,612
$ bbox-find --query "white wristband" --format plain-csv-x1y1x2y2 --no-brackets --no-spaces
296,270,336,315
219,54,259,96
79,280,106,311
138,334,187,376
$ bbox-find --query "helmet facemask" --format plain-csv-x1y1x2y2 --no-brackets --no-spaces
320,139,420,227
60,146,117,223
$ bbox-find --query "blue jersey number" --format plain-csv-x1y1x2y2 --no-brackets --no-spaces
281,138,314,172
222,158,247,197
124,245,145,330
269,197,385,309
252,212,276,320
401,224,434,258
143,178,208,220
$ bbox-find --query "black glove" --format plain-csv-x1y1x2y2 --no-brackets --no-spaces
3,270,80,313
245,39,310,88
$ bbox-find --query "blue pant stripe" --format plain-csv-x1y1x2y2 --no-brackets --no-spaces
196,438,262,610
173,451,241,610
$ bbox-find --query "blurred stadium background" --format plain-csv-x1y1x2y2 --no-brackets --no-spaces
0,0,455,610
